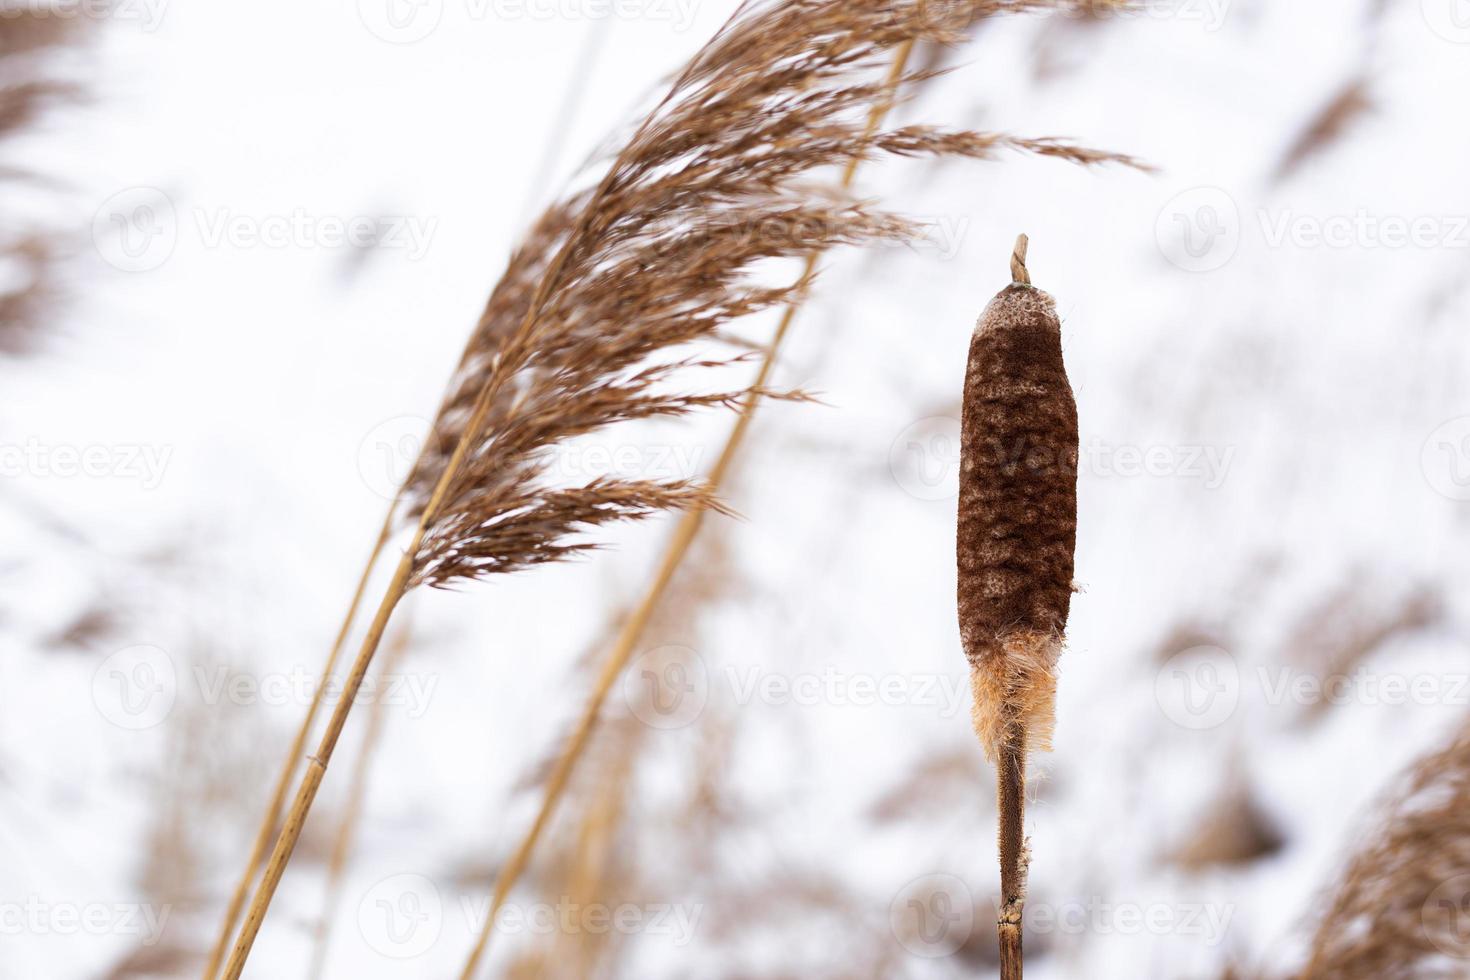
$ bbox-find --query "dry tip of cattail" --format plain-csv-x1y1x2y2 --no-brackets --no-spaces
957,234,1078,760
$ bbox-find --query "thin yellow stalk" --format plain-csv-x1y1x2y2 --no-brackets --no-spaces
211,28,612,972
457,39,918,980
222,71,669,974
506,731,631,979
222,535,416,980
305,613,415,980
200,508,396,980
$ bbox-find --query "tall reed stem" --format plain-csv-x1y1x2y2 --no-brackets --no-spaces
221,540,416,980
305,615,414,980
221,53,683,973
200,509,396,980
456,38,917,980
208,30,614,971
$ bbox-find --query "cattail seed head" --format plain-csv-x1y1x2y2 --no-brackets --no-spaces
957,237,1078,760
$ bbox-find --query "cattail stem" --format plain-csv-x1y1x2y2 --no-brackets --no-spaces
996,711,1027,980
200,508,396,980
456,38,918,980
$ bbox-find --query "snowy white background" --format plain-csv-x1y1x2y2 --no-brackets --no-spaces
3,0,1470,977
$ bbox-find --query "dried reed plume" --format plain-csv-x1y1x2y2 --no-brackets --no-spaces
957,235,1079,979
1294,724,1470,979
218,0,1135,973
456,34,919,977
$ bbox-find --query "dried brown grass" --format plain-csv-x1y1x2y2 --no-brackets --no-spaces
0,3,81,354
1294,724,1470,979
1169,780,1284,872
1274,77,1372,183
220,1,1136,974
1280,576,1440,722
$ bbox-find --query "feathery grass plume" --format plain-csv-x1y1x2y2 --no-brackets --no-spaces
455,39,924,974
1293,724,1470,979
454,8,1143,978
222,0,1138,971
957,235,1078,979
401,194,588,514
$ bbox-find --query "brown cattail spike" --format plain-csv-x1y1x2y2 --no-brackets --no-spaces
957,238,1078,980
958,251,1077,758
